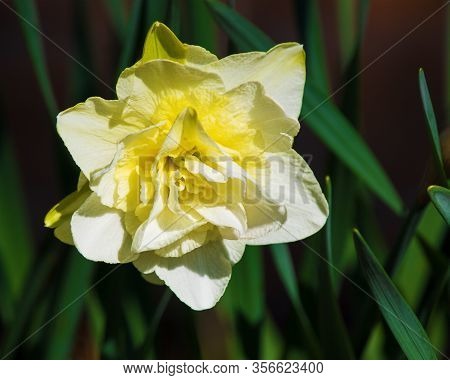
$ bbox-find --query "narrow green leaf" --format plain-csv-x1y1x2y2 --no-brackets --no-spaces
385,203,425,274
270,244,321,357
419,69,447,184
447,5,450,125
138,289,172,358
104,0,128,43
123,294,147,348
205,0,273,51
303,88,403,214
144,0,169,29
317,177,354,359
337,0,357,69
168,0,182,36
427,185,450,225
206,0,403,214
0,252,55,359
86,292,106,348
187,0,217,52
45,253,95,359
229,246,264,325
415,235,449,326
117,0,144,73
304,0,330,95
14,0,58,117
0,130,33,300
260,315,284,360
353,229,437,359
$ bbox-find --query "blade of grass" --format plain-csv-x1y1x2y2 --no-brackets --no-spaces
104,0,128,43
206,0,403,214
44,252,95,359
419,69,447,185
138,288,172,358
270,244,322,358
337,0,356,69
167,0,182,37
205,0,273,51
353,229,437,359
229,246,264,325
186,0,217,52
144,0,169,29
0,129,33,301
415,235,449,327
317,177,354,358
14,0,58,117
303,0,330,95
85,292,106,351
117,0,144,73
0,251,56,358
260,314,283,360
303,87,403,214
427,185,450,225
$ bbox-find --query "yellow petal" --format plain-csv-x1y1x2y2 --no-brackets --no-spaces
140,22,217,66
44,183,90,228
57,97,140,179
132,207,206,253
116,60,224,128
206,43,306,119
246,150,328,244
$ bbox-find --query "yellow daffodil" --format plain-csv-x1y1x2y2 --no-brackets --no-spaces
45,22,328,310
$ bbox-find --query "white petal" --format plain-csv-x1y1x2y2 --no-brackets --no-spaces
57,97,139,179
195,204,247,234
132,207,206,252
184,155,227,183
247,151,328,244
154,229,209,258
206,43,306,119
241,201,286,240
222,239,246,265
71,193,136,263
153,240,233,310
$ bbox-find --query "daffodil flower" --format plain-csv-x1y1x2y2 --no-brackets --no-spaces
45,22,328,310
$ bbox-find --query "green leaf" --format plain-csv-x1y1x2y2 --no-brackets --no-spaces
337,0,357,69
317,177,354,359
427,185,450,225
14,0,58,117
186,0,217,52
86,292,106,349
302,87,403,214
228,246,264,325
205,0,273,51
104,0,128,43
0,251,55,359
270,244,321,357
304,0,330,95
138,289,172,358
168,0,182,37
45,253,95,359
206,0,403,214
144,0,169,30
0,130,33,300
353,229,437,359
117,0,144,73
260,315,284,360
419,69,447,184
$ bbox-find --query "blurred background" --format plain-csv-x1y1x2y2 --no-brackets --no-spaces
0,0,448,359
